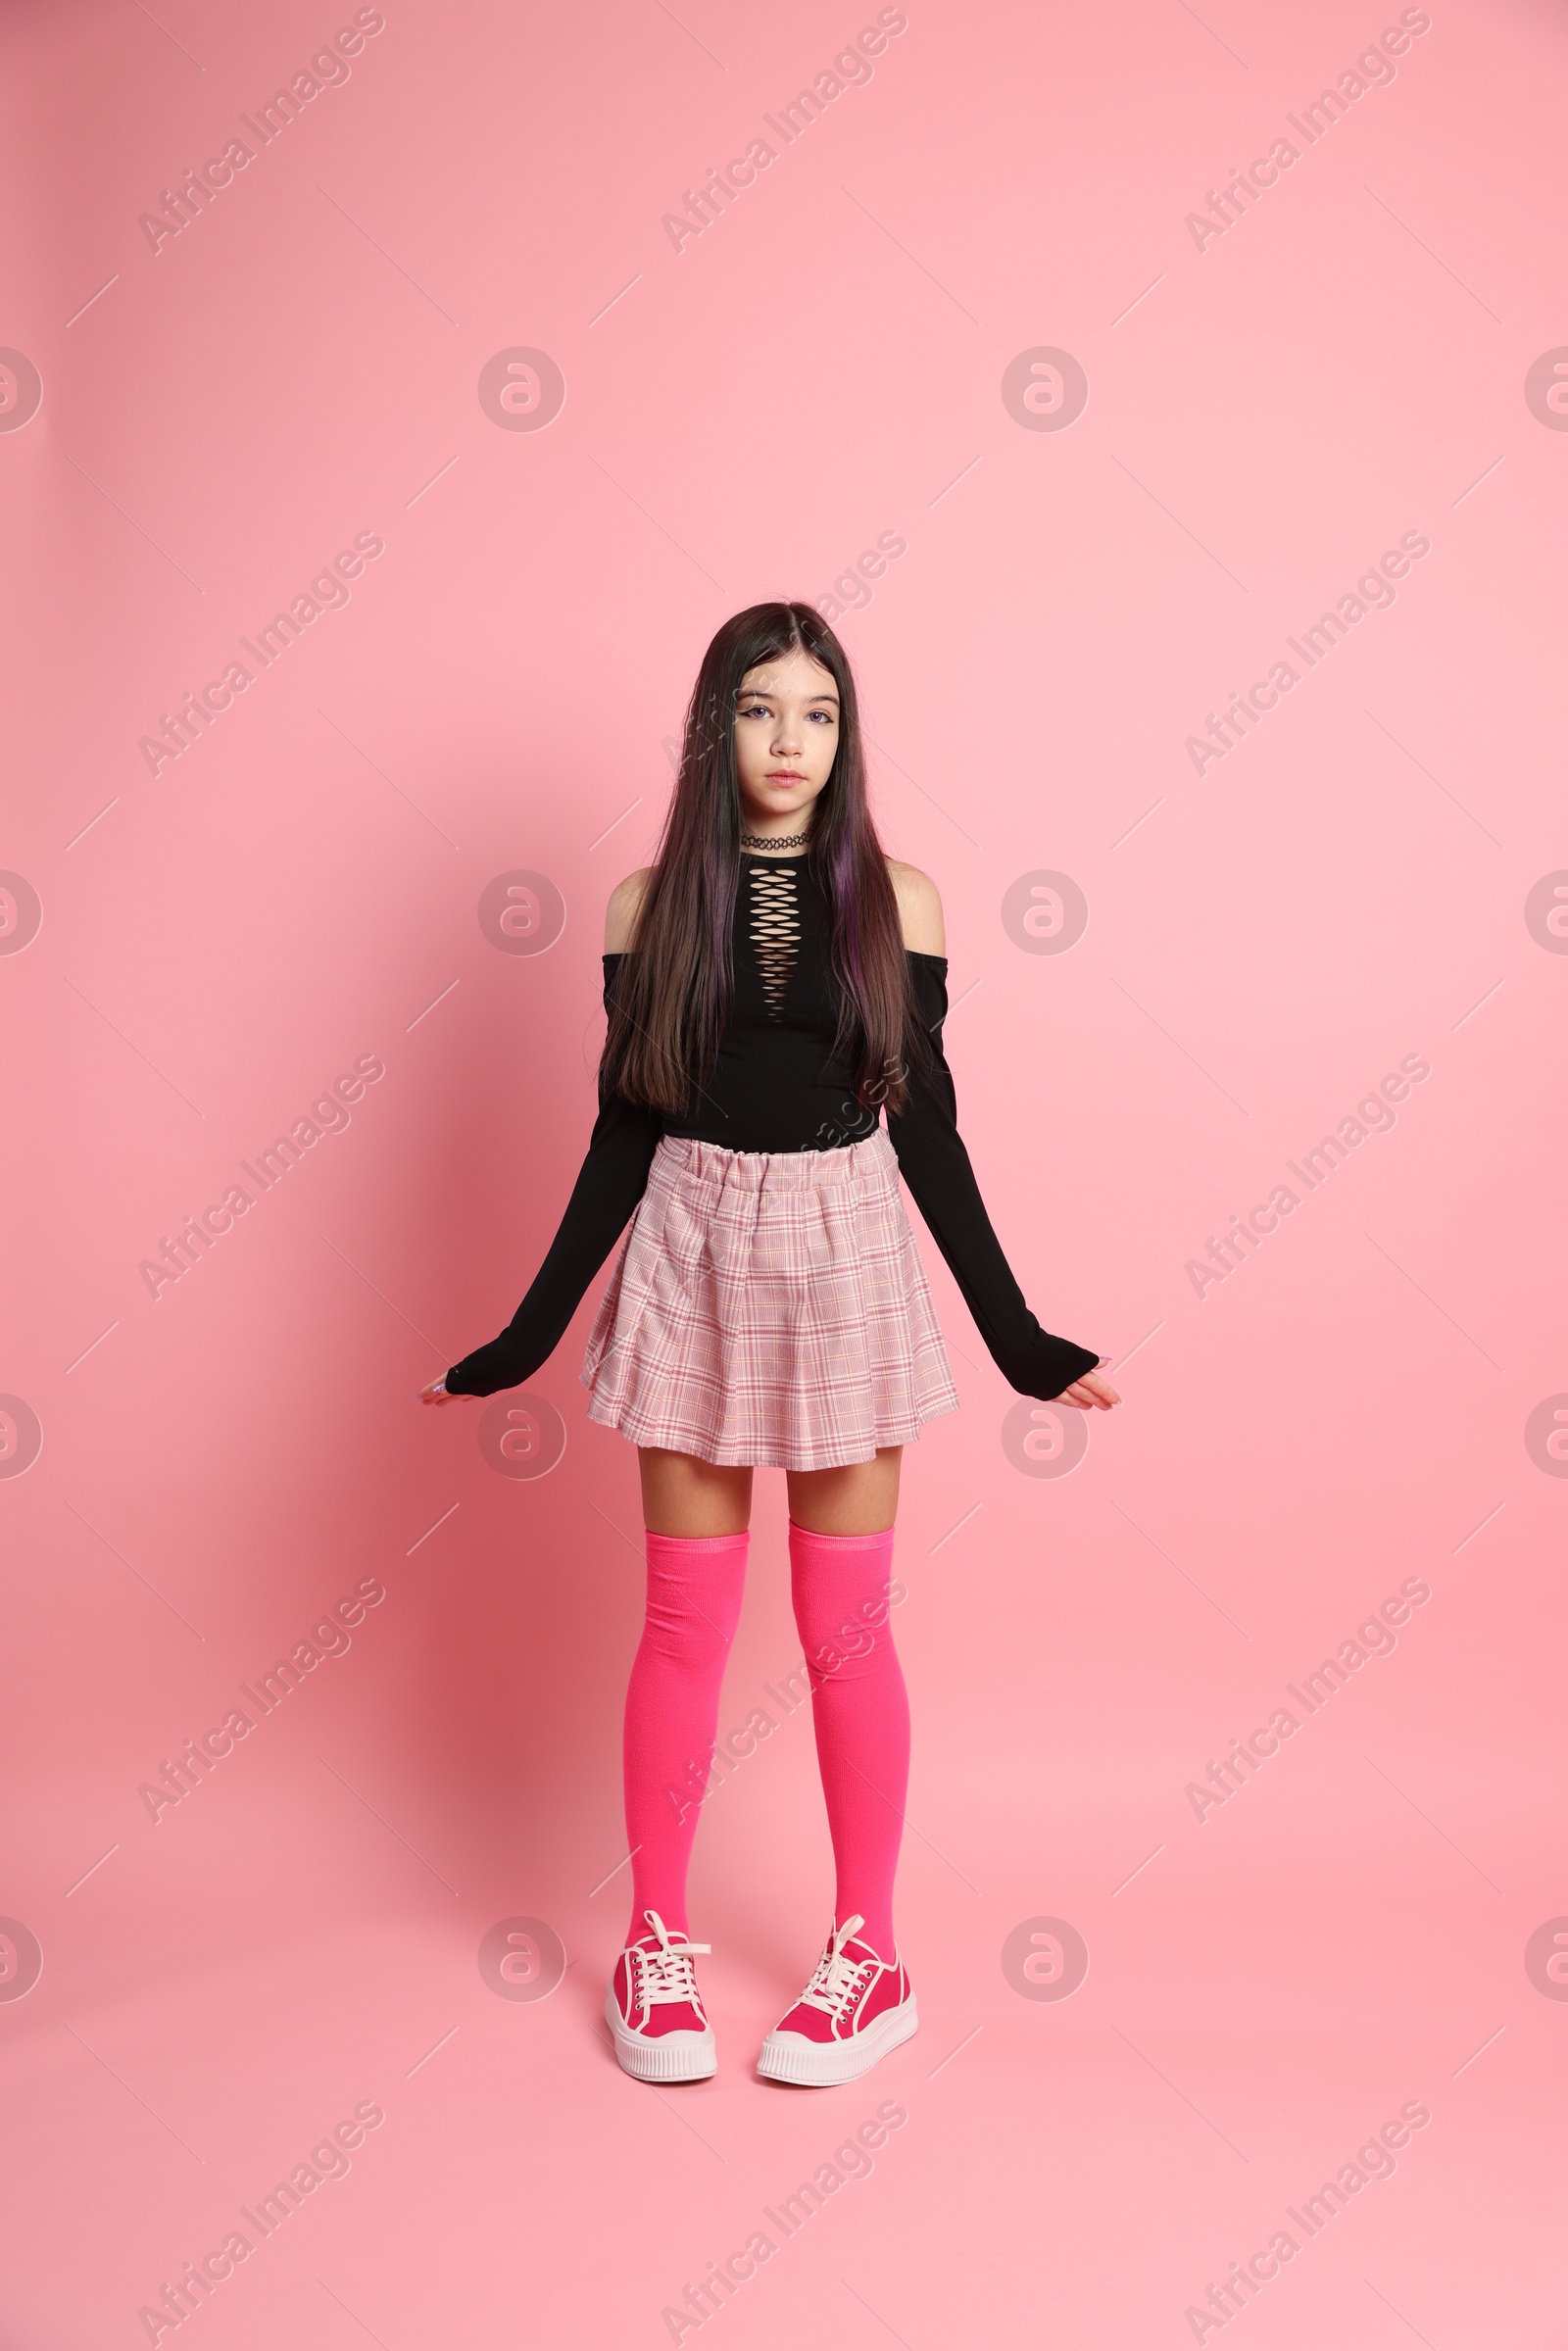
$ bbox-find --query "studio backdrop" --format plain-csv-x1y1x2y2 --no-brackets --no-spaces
2,0,1564,2343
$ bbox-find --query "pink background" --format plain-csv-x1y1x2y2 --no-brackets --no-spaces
3,0,1566,2341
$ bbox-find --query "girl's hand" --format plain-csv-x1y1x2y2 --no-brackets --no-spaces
418,1377,469,1406
1056,1361,1121,1411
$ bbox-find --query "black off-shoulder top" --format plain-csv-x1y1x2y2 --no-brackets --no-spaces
443,853,1100,1402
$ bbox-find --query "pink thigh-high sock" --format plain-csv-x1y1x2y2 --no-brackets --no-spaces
622,1529,749,1946
788,1521,908,1961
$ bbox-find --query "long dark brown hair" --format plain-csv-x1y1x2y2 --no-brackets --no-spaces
601,602,932,1120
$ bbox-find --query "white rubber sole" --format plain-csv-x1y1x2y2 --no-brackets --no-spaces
604,1992,717,2082
756,1994,918,2085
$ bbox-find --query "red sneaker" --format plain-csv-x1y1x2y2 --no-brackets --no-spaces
757,1914,917,2085
605,1910,716,2082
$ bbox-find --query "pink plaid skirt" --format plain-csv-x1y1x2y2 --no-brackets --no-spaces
580,1129,959,1470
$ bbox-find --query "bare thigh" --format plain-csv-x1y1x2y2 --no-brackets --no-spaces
787,1446,902,1535
639,1447,754,1536
637,1446,904,1537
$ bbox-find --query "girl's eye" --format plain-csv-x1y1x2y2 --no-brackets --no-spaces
736,703,836,721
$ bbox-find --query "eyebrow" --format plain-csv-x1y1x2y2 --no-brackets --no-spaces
735,687,840,706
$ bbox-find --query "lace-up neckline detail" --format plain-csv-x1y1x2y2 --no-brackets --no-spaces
744,858,802,1022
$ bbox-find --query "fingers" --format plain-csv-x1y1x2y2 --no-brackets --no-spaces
425,1383,478,1405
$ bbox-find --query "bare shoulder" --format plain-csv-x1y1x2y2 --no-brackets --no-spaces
886,858,946,955
605,867,654,954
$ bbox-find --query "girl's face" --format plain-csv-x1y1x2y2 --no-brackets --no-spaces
732,649,840,839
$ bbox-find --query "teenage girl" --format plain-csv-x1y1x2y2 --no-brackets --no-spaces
421,604,1120,2086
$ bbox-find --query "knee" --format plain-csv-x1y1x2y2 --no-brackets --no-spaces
795,1599,900,1687
643,1578,745,1669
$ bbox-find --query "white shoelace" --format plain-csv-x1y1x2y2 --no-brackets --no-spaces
630,1910,710,2009
797,1914,874,2022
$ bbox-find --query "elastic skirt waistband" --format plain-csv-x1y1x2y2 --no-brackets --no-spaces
651,1127,895,1194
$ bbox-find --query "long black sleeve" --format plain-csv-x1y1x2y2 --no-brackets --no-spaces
443,998,662,1397
442,935,1101,1403
885,955,1101,1401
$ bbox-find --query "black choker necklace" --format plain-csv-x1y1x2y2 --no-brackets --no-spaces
739,828,812,851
